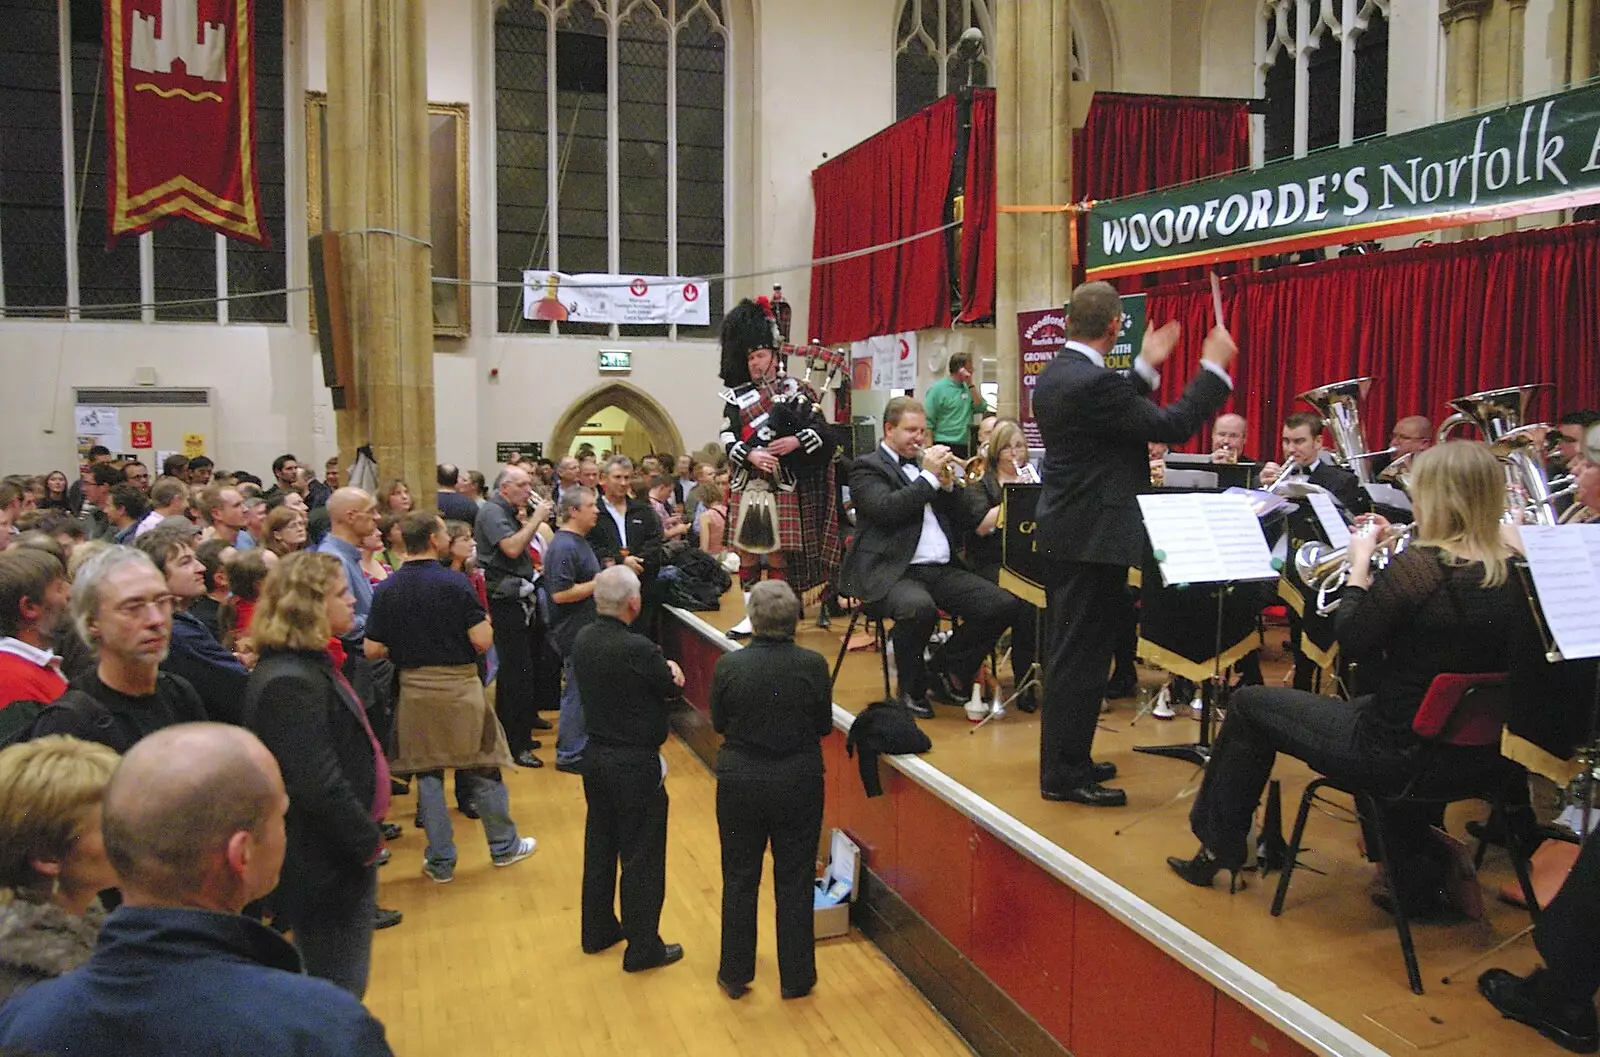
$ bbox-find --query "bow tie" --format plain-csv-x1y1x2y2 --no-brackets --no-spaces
898,455,920,468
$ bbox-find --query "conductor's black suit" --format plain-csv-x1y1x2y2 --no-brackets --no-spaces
838,444,1019,702
1034,341,1231,796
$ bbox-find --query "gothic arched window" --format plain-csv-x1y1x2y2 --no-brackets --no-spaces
894,0,995,121
1259,0,1389,163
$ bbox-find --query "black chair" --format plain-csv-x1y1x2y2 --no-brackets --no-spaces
830,599,894,702
1269,672,1540,994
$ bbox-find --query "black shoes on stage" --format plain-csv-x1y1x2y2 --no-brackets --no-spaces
1041,762,1125,806
1479,968,1600,1053
899,692,935,719
1166,846,1245,894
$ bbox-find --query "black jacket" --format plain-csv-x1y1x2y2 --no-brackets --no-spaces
838,446,975,604
1306,458,1371,515
844,700,931,797
588,498,665,580
242,648,382,921
710,637,833,776
572,616,679,753
1034,348,1231,567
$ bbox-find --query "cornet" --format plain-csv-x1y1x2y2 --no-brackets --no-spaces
1293,522,1414,615
1262,457,1302,495
943,454,987,487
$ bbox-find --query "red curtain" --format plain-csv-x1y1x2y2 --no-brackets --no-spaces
1143,223,1600,462
1076,93,1251,290
958,89,996,323
809,95,958,344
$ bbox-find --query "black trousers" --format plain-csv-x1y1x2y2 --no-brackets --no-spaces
716,763,824,992
973,563,1037,688
581,748,669,969
1040,560,1126,789
882,563,1018,699
1537,829,1600,1002
488,597,539,754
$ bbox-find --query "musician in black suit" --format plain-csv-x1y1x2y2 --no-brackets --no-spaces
838,397,1019,719
1034,282,1237,807
1259,411,1370,514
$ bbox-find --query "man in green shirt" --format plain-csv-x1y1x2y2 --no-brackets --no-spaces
922,353,990,458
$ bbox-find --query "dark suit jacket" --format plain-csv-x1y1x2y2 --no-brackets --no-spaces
1034,348,1232,567
588,497,665,579
838,446,974,604
243,648,382,922
1306,458,1370,515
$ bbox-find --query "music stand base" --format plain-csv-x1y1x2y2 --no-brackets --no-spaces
971,664,1042,733
1134,742,1212,768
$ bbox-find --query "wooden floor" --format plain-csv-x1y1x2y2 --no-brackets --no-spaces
685,592,1570,1057
366,734,973,1057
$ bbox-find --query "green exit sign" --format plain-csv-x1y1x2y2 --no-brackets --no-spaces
599,349,632,372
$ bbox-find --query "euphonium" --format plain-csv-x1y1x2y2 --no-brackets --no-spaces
1296,377,1382,484
1293,523,1414,616
1435,385,1563,525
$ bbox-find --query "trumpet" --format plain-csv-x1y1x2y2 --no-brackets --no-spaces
1293,522,1414,615
1263,457,1302,495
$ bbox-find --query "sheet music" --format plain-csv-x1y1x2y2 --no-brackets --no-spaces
1138,493,1280,586
1520,525,1600,661
1306,492,1352,548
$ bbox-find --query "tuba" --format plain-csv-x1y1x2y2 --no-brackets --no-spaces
1436,384,1565,525
1296,378,1384,484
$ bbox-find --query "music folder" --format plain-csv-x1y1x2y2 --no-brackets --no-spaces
1518,525,1600,661
1136,492,1279,587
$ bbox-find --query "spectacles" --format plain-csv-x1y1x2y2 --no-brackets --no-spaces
112,594,177,618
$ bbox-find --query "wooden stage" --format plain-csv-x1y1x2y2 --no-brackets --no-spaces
661,591,1568,1057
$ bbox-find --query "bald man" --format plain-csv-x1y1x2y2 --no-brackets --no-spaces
0,723,394,1056
1210,413,1250,464
1377,416,1433,482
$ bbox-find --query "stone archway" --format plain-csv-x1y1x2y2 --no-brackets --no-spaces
548,381,686,461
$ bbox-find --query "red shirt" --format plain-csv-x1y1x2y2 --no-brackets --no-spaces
0,641,69,709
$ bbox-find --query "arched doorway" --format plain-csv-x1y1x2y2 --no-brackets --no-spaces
548,382,687,461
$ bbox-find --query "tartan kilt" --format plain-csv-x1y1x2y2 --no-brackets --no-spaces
727,483,803,552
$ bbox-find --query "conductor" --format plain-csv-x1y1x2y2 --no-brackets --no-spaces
1034,281,1238,806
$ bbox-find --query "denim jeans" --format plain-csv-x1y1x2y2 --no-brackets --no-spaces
556,651,588,765
293,865,377,998
417,768,520,868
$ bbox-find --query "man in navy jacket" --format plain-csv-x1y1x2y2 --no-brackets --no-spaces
0,722,393,1056
135,527,249,726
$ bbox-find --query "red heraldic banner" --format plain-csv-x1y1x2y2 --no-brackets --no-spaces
104,0,266,246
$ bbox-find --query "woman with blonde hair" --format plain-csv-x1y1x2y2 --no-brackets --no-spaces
261,505,308,558
1168,441,1537,916
242,551,387,997
0,736,121,1000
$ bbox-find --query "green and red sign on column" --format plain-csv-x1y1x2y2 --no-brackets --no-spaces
1087,82,1600,280
1016,294,1145,443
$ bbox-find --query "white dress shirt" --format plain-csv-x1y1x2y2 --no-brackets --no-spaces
881,444,951,567
602,497,629,548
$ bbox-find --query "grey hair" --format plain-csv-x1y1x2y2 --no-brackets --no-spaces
604,454,634,475
593,564,641,617
71,545,161,646
491,465,527,493
747,579,799,638
558,485,595,523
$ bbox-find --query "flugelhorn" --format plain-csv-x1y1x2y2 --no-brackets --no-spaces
1293,523,1414,616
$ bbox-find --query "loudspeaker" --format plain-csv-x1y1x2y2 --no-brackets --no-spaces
309,232,357,411
846,420,878,461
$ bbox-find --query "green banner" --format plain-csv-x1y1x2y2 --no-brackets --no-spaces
1087,82,1600,279
1104,293,1146,371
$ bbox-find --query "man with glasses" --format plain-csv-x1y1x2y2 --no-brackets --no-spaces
32,546,207,753
1375,415,1433,482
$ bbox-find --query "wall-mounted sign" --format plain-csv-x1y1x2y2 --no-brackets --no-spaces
495,441,543,463
523,271,710,325
599,349,632,373
129,421,153,449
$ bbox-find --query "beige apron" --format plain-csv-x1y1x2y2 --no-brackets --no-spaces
391,664,514,774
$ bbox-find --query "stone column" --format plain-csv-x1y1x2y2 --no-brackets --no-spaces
1507,0,1530,102
1576,0,1595,82
993,0,1075,420
1440,0,1493,117
325,0,436,501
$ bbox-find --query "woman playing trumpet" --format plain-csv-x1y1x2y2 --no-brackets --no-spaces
1167,441,1538,916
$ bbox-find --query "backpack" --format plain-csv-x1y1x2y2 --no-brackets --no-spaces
0,691,115,750
666,548,733,611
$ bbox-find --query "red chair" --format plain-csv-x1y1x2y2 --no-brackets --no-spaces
1269,672,1540,994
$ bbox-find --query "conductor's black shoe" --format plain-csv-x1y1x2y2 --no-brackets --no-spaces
1479,968,1600,1053
1041,782,1128,807
373,907,404,930
717,976,750,1000
1090,761,1118,783
380,822,403,842
899,693,935,720
515,750,544,769
623,943,684,973
531,715,554,731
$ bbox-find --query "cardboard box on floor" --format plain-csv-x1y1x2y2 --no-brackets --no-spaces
814,829,860,940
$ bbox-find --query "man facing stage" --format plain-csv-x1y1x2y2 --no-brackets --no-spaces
1259,411,1370,513
1034,281,1236,807
838,397,1019,720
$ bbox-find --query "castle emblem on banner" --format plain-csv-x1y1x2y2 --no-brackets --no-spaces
105,0,267,246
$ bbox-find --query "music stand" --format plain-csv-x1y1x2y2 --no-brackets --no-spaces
1132,492,1280,767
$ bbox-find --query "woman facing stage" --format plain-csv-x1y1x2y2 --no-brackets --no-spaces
1167,441,1538,916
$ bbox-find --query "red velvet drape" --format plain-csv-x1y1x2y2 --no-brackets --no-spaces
1075,92,1251,290
1144,223,1600,461
809,95,958,344
957,89,996,323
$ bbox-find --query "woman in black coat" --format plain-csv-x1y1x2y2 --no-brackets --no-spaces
242,551,386,999
710,580,833,1000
